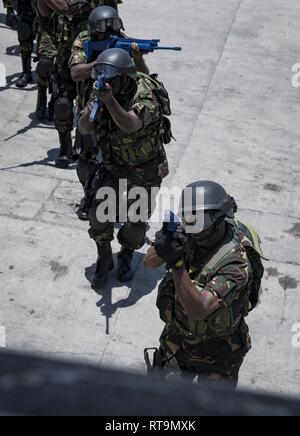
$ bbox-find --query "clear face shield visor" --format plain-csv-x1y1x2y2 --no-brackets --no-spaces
182,210,216,235
92,17,123,34
91,63,120,81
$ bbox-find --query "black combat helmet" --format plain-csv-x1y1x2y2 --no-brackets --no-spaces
179,180,237,233
91,48,137,80
88,6,124,37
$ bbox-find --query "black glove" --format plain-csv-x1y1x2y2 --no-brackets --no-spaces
154,225,188,268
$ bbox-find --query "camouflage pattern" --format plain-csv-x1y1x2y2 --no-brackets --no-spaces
88,167,157,249
14,0,35,59
52,1,121,134
69,30,89,69
86,74,168,248
69,30,99,113
69,29,126,113
157,226,252,388
94,74,169,185
31,1,59,88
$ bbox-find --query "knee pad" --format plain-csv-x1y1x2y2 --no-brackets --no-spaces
17,19,33,43
54,97,74,129
36,57,54,80
118,222,147,250
88,197,115,233
88,225,114,244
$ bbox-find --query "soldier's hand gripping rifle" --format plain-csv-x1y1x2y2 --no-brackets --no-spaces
144,348,166,375
89,72,107,122
84,36,182,62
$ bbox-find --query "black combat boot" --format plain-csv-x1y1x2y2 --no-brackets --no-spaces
35,84,47,120
77,195,90,221
16,56,33,88
47,95,55,122
55,131,73,169
91,242,114,289
117,247,134,283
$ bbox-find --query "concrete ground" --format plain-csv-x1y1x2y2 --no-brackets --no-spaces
0,0,299,398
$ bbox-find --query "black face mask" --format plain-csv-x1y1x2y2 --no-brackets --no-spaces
191,220,226,250
90,29,119,41
111,76,137,106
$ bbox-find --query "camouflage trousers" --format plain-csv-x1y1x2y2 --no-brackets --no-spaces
159,323,251,390
15,0,35,59
36,30,58,88
52,45,77,133
88,166,161,250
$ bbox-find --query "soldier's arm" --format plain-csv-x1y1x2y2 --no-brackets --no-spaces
144,246,165,268
132,43,150,75
79,94,142,135
101,94,143,134
42,0,71,14
78,106,94,135
172,259,249,321
172,268,221,321
71,62,97,82
37,0,53,16
69,35,93,82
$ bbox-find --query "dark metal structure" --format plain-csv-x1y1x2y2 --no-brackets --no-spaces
0,350,299,416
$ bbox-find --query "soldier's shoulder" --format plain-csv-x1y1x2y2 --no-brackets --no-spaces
220,237,249,269
77,30,89,43
73,31,89,49
136,73,155,96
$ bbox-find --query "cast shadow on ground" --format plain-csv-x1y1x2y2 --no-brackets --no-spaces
3,112,54,142
0,73,38,92
6,44,20,57
0,147,77,171
85,251,165,335
0,12,18,29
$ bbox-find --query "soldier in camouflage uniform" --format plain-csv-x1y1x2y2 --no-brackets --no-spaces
33,0,59,120
69,5,149,220
13,0,35,88
78,48,170,288
145,181,264,389
3,0,17,27
41,0,122,168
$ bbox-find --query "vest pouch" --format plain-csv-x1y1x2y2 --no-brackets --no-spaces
160,116,173,145
109,126,160,169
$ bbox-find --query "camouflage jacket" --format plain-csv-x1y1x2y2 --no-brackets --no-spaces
86,73,168,186
157,224,252,360
32,1,60,45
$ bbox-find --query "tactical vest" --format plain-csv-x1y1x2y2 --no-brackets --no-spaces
95,74,169,183
157,220,265,339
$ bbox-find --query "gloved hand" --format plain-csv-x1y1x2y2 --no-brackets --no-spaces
154,225,189,268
